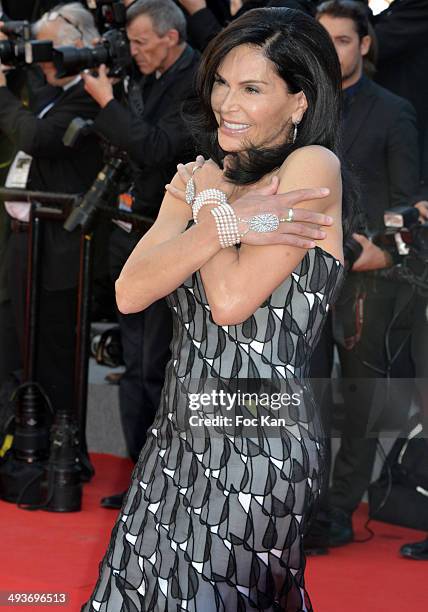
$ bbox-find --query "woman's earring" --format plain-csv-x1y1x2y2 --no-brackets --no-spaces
292,120,299,144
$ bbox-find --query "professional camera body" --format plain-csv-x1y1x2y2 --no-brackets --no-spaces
53,0,131,78
0,20,53,67
344,204,428,290
1,2,131,78
371,206,428,264
373,205,428,291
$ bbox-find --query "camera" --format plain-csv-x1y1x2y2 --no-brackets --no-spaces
344,205,428,272
344,204,428,290
372,205,428,263
52,0,131,79
86,0,127,34
0,21,53,67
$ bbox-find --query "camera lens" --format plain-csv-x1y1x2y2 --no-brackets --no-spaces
0,40,16,64
53,45,109,78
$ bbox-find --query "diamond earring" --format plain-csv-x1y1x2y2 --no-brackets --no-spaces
292,120,299,144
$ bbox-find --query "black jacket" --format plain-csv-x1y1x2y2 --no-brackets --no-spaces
93,45,200,220
374,0,428,188
185,1,314,52
343,78,420,231
0,80,103,290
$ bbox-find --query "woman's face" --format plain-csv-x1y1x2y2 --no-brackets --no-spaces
210,44,307,153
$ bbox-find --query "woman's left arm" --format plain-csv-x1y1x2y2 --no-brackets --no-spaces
199,146,343,325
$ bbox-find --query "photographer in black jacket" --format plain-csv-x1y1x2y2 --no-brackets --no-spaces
0,3,103,417
82,0,200,508
0,0,86,385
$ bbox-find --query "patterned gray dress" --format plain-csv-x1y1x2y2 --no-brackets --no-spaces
82,246,344,612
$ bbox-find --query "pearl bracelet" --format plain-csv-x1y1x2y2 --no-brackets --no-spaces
192,189,228,223
210,203,240,248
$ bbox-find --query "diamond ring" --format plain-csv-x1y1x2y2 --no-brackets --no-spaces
238,213,280,233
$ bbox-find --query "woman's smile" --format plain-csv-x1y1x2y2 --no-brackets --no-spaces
220,118,251,135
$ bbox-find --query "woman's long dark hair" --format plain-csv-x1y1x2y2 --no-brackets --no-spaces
188,7,359,237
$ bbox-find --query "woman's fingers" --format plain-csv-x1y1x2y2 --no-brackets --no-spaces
276,235,317,249
247,232,316,249
176,163,192,183
165,183,185,200
254,175,280,196
279,207,333,227
279,186,330,204
176,156,207,185
195,155,206,167
280,222,326,240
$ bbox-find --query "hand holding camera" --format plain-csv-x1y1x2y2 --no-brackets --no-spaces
82,63,114,108
349,233,392,272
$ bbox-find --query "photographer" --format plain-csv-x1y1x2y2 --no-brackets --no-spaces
372,0,428,560
176,1,316,52
0,1,78,385
82,0,200,509
0,3,103,416
315,0,420,549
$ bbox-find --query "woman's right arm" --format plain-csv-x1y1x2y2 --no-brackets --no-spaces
115,170,222,313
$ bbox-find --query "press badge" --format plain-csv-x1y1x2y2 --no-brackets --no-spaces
112,191,134,233
4,151,33,221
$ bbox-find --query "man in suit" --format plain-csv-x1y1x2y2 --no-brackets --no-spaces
315,0,420,548
373,0,428,561
0,0,70,384
0,3,103,415
82,0,200,508
374,0,428,194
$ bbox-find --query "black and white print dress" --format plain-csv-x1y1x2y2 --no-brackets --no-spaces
82,246,344,612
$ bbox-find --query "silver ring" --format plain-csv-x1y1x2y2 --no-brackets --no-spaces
192,163,202,176
280,208,294,223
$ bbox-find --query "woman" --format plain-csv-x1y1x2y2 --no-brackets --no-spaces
83,8,349,611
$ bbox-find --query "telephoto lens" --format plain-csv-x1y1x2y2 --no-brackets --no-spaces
53,29,130,78
0,39,17,64
53,44,109,78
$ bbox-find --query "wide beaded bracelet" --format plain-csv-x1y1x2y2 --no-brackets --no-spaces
210,203,240,248
192,188,228,224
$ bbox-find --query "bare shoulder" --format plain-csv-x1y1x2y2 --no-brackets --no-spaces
278,145,341,185
276,146,343,263
283,145,341,169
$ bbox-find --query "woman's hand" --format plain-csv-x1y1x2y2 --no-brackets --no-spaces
227,178,331,248
175,157,234,198
167,159,333,249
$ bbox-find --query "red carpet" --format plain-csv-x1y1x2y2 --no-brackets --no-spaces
0,453,425,611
